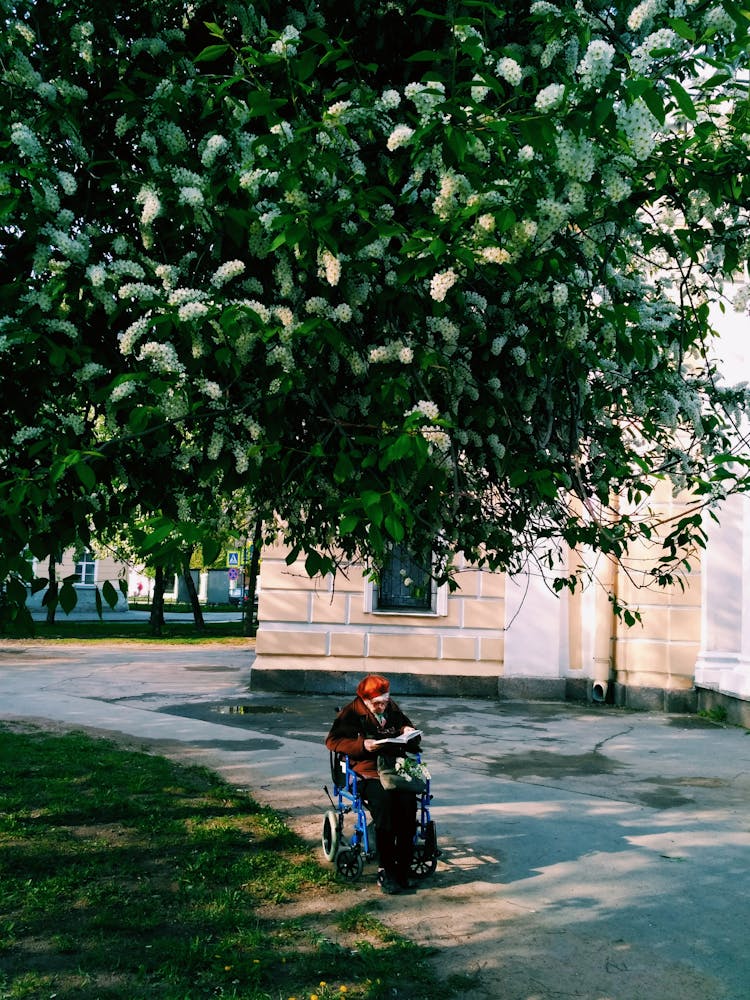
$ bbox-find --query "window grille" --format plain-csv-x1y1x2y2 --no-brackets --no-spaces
378,546,432,611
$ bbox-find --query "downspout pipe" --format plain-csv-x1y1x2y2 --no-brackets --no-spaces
592,555,617,703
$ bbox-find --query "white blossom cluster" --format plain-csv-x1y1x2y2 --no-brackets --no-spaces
430,269,458,302
211,260,246,287
703,5,735,33
627,0,667,32
535,83,566,112
404,80,446,119
387,125,414,151
496,57,523,86
576,40,615,89
556,130,597,182
616,100,659,160
420,425,452,454
136,186,161,226
271,24,300,57
10,122,44,159
630,28,679,73
406,400,441,421
319,249,341,286
369,338,414,364
137,340,184,374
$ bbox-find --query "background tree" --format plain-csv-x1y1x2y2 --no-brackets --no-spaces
2,0,749,631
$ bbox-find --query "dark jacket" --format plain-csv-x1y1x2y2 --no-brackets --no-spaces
325,696,420,779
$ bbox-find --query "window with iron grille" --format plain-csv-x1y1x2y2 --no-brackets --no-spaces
74,548,96,586
377,545,433,611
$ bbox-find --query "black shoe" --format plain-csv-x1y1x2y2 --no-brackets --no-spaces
378,872,404,895
396,874,418,890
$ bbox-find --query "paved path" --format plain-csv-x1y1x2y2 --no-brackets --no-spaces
1,641,749,999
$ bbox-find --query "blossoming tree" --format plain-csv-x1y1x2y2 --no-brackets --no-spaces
2,0,749,628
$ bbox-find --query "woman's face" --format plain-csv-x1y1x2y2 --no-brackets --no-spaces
366,693,390,713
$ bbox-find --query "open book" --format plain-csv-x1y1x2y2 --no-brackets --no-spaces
371,730,422,747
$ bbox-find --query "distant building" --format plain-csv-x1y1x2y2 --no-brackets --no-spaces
27,547,130,615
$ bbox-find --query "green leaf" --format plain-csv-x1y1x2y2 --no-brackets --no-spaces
305,551,322,577
667,78,697,120
361,489,382,509
194,44,230,63
519,116,556,152
285,543,302,566
406,49,447,61
128,407,151,433
6,575,28,604
334,451,355,484
202,538,222,565
495,207,517,233
361,490,384,526
414,8,451,21
381,435,414,468
59,581,78,615
668,17,697,41
142,522,176,552
445,125,467,163
592,98,614,128
339,514,360,534
102,579,119,610
641,84,666,125
384,514,405,543
74,462,96,491
532,470,558,498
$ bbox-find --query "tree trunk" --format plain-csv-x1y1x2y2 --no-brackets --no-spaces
243,519,262,637
182,550,205,630
45,553,58,624
150,565,166,637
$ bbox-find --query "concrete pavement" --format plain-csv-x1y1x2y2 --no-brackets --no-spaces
1,640,749,999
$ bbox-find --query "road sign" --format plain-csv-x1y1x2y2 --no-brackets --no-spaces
227,550,240,567
228,568,239,581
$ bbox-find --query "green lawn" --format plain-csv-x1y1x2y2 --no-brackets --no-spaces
0,725,458,1000
26,618,250,643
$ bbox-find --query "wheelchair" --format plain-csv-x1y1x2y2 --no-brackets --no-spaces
322,751,439,882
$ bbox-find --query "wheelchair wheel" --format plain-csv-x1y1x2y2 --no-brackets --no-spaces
411,821,438,878
322,810,340,863
336,847,364,881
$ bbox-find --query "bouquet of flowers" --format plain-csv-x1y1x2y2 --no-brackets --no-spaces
378,753,430,792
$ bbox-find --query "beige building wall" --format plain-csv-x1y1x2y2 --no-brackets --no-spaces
611,483,703,707
253,505,709,708
254,542,505,694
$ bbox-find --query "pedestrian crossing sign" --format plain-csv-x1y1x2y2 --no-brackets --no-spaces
227,550,240,567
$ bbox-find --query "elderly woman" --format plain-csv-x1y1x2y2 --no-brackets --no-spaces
325,673,421,894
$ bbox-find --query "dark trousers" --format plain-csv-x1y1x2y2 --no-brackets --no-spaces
360,778,417,878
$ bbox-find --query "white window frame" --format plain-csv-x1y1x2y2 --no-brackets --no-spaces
74,548,97,587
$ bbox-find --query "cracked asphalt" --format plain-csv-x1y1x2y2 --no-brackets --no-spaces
1,641,749,999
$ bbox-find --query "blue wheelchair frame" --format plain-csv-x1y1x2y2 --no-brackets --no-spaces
322,752,439,881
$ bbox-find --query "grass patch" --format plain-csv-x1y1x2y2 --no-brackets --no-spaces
0,725,451,1000
698,705,728,724
22,619,249,644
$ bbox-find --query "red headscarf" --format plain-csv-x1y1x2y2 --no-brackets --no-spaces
356,673,390,700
